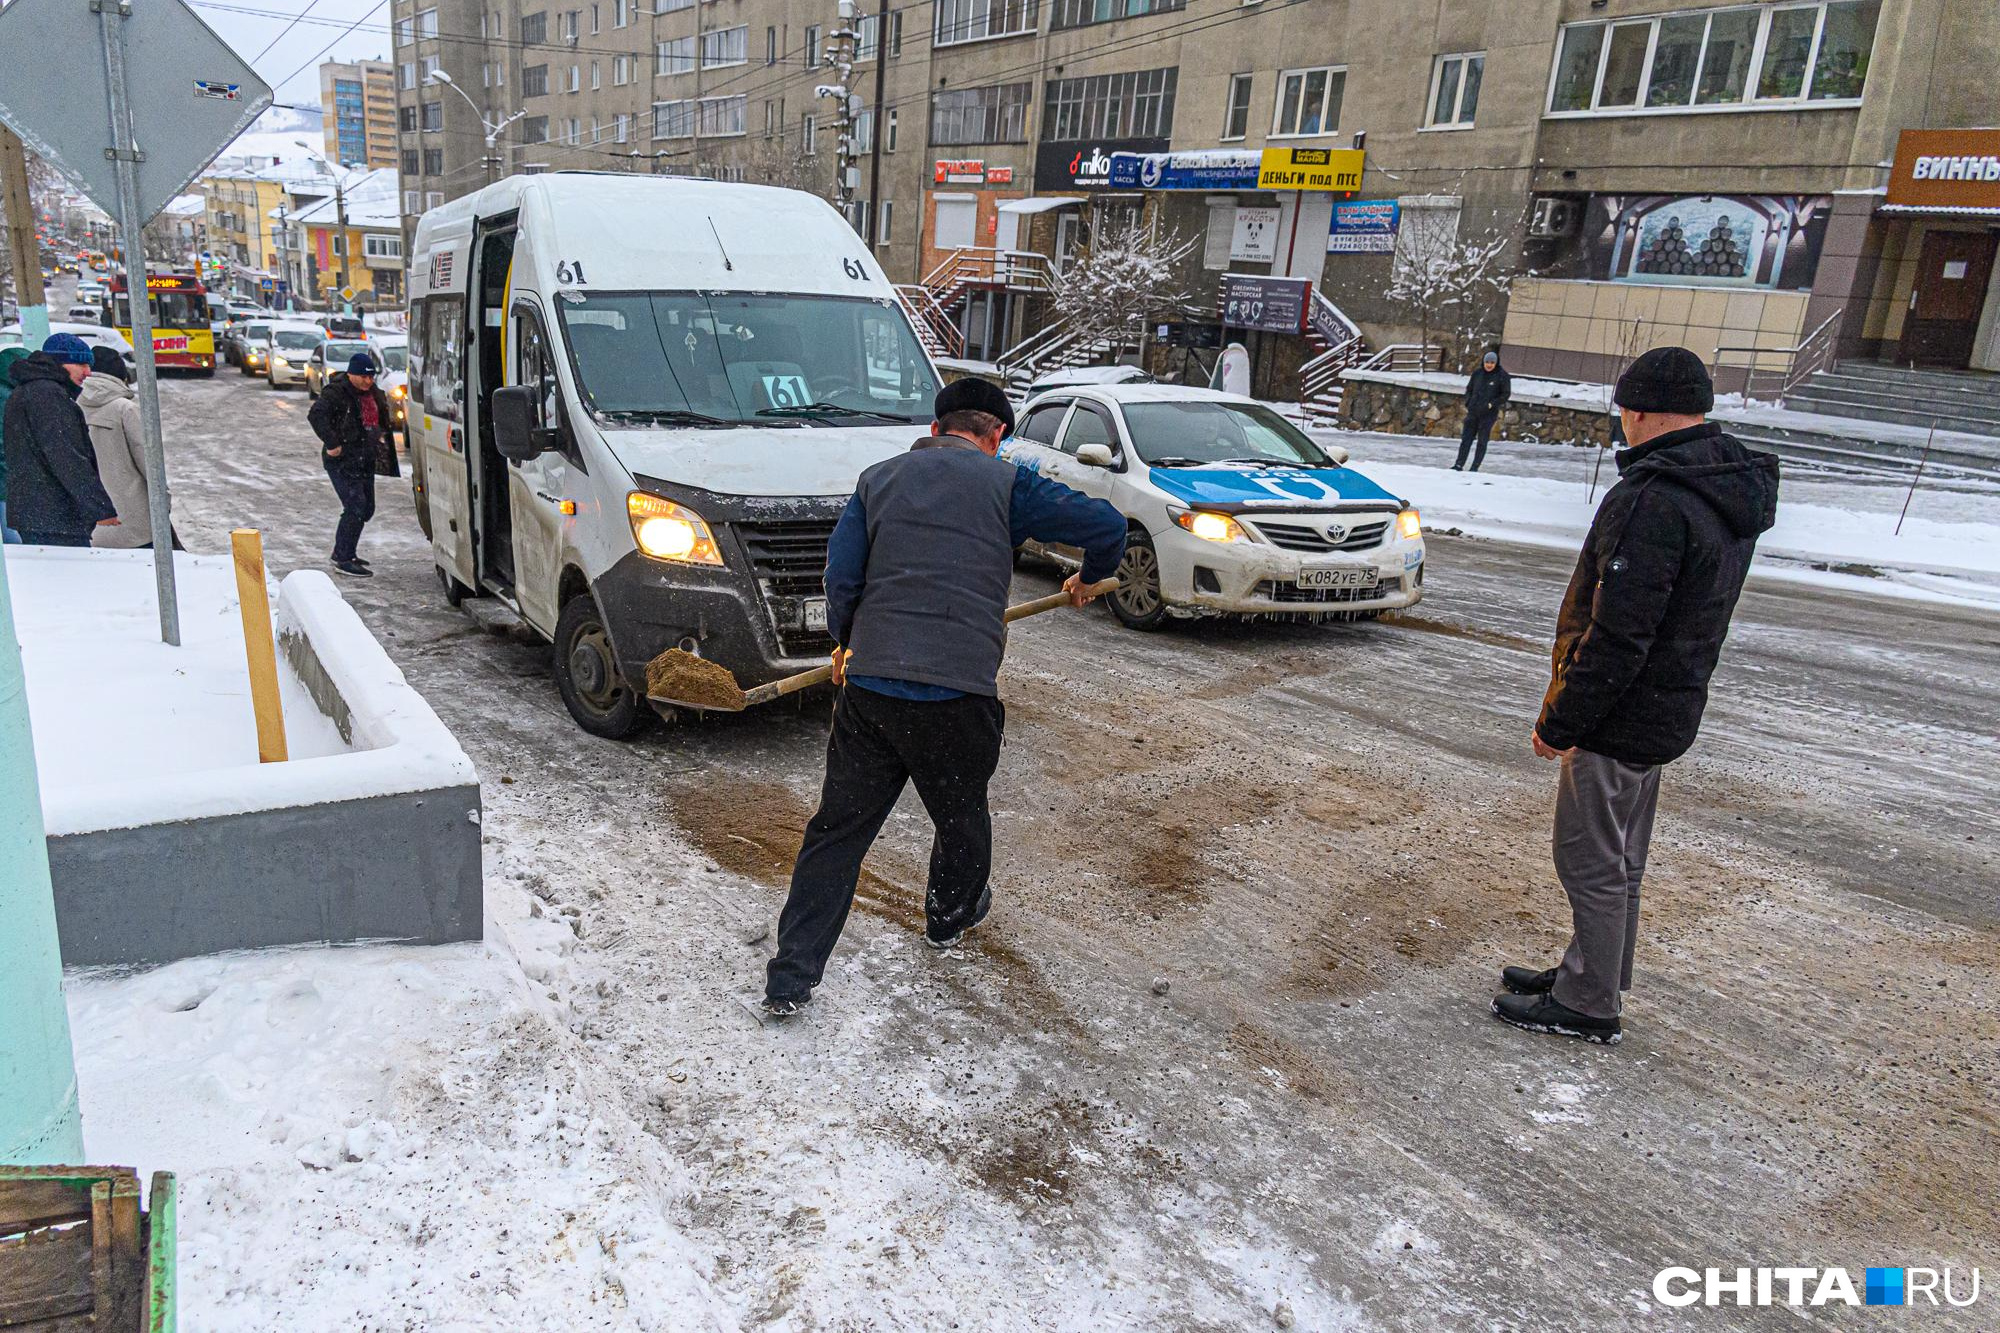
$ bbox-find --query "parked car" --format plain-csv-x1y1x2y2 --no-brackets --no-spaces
371,335,409,433
1027,364,1155,394
66,303,104,323
234,320,274,376
1003,384,1425,629
264,321,326,389
302,336,382,398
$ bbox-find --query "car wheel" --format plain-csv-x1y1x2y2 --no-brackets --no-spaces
412,464,434,541
553,594,647,739
1106,528,1170,631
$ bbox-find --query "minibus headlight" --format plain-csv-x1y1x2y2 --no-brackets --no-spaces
628,492,723,566
1396,508,1422,541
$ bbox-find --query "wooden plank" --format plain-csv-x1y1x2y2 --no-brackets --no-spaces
105,1181,141,1333
231,528,289,763
144,1174,175,1333
0,1222,94,1325
0,1180,88,1239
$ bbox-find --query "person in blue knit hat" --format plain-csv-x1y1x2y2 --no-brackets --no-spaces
1,333,117,546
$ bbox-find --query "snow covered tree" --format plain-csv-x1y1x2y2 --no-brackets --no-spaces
1386,202,1518,371
1050,215,1195,355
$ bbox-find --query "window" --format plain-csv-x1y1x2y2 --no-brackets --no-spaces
934,0,1035,46
565,117,582,144
591,3,600,32
702,26,747,68
1050,0,1180,29
364,233,403,260
1392,195,1460,286
614,55,632,84
396,16,413,45
1222,73,1253,140
568,64,581,93
657,0,692,10
616,113,630,142
519,11,546,43
1426,53,1483,127
415,7,437,37
802,113,816,154
878,199,893,244
1272,65,1343,136
1017,401,1068,443
1058,404,1115,457
767,26,777,63
522,116,549,144
398,61,417,90
400,105,419,132
654,100,695,138
420,101,443,131
699,95,746,136
854,108,874,153
559,9,578,39
804,24,820,66
657,36,694,74
614,0,630,23
522,64,549,97
1547,2,1879,115
426,190,444,207
886,106,898,151
591,60,601,89
423,148,444,174
402,148,421,176
421,295,464,419
932,82,1032,145
857,12,878,59
1043,68,1176,142
405,188,421,214
890,11,903,55
420,54,441,80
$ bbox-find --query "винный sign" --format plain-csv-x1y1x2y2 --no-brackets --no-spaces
1885,129,2000,211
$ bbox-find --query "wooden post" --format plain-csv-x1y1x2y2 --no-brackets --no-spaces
230,529,288,763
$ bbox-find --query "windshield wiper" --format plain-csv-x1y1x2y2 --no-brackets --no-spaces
1220,456,1322,470
755,402,913,424
601,408,737,427
1143,456,1210,468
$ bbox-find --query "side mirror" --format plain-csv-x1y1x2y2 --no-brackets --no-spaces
1323,444,1350,466
1075,442,1115,468
491,385,545,461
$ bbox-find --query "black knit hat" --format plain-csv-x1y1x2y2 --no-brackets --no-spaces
90,344,128,382
933,376,1016,435
1614,346,1714,415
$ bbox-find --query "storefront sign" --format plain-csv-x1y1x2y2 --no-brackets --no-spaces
1219,273,1311,334
985,166,1014,185
1035,137,1169,191
1886,129,2000,211
1327,199,1398,253
1108,149,1261,192
1229,206,1280,262
934,158,986,185
1256,147,1364,192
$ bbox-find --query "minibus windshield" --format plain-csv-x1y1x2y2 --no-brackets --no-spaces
558,291,936,426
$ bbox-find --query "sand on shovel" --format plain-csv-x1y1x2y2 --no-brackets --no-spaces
645,648,747,710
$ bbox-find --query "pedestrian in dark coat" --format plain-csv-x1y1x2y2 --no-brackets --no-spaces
2,335,116,546
0,344,26,541
1493,347,1778,1046
762,378,1129,1017
307,351,392,577
1454,348,1511,472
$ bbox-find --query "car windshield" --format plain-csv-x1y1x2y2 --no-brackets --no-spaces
377,345,408,371
324,340,371,363
273,329,320,351
1121,400,1332,467
557,291,935,426
242,323,270,341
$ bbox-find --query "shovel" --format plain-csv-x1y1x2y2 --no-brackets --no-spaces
646,579,1121,713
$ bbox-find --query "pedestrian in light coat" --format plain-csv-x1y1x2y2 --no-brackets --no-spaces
1494,347,1779,1046
2,334,116,547
81,345,164,549
1454,348,1511,473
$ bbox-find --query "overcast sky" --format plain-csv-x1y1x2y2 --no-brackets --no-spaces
192,0,392,107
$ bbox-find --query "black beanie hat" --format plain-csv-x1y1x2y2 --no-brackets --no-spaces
1614,346,1714,415
90,344,129,382
933,376,1016,435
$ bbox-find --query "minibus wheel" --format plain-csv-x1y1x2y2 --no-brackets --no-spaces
554,594,646,739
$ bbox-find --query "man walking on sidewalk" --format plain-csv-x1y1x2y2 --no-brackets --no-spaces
308,351,392,577
762,379,1127,1017
1495,347,1779,1045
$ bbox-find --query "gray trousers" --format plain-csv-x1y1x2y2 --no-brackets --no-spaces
1551,748,1662,1020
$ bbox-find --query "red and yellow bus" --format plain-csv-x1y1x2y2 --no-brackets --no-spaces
107,272,216,375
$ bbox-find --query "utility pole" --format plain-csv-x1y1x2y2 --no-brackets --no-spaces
0,125,50,347
334,168,351,309
819,0,860,224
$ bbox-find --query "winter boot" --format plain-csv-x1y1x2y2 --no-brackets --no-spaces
1490,991,1621,1045
1501,965,1557,995
761,994,811,1019
333,559,373,578
925,887,993,951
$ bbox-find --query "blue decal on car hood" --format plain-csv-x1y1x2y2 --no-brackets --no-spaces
1145,463,1400,509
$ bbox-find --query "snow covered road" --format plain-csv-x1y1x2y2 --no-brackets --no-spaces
62,372,1999,1330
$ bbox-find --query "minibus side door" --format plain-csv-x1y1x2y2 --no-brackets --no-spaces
508,299,571,633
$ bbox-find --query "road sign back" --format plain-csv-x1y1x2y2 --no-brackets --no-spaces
0,0,271,222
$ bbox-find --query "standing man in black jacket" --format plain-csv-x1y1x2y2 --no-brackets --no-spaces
1453,348,1511,472
308,351,393,577
1494,347,1778,1045
2,335,117,546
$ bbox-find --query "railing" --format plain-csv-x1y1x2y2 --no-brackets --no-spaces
1713,308,1844,403
1299,337,1368,406
995,315,1136,382
1353,344,1446,374
918,247,1059,305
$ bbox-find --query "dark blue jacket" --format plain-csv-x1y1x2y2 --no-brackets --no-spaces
2,353,114,539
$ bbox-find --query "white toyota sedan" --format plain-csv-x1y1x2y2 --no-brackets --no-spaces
1003,385,1424,629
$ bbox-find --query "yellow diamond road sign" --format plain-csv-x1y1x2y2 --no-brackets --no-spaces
340,286,358,303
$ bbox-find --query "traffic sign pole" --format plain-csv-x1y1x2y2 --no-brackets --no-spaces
96,0,178,646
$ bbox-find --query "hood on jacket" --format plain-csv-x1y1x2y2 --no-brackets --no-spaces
78,371,134,409
1619,422,1779,539
0,346,28,386
10,350,79,392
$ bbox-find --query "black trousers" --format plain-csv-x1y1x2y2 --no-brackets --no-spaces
765,684,1006,1002
1455,410,1498,471
325,461,376,562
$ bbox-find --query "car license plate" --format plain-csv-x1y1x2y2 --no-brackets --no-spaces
802,598,829,632
1297,567,1378,590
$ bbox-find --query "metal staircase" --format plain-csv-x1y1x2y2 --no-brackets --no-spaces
892,247,1061,361
1297,289,1367,420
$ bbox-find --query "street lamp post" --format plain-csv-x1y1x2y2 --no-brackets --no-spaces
426,71,528,185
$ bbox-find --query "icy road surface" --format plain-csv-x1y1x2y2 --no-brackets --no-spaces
80,371,2000,1330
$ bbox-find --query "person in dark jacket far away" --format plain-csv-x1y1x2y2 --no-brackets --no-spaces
1454,348,1511,472
1494,346,1778,1046
308,351,392,577
763,378,1128,1018
0,344,29,541
2,334,116,547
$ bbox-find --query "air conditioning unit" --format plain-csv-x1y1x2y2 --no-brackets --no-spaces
1529,196,1580,239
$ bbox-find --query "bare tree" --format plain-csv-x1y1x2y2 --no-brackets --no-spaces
1386,204,1518,371
1049,215,1195,354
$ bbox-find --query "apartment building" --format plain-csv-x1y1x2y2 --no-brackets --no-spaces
320,60,403,171
393,0,2000,383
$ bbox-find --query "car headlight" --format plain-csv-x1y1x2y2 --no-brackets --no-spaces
627,492,722,565
391,384,406,399
1173,509,1246,544
1396,508,1422,541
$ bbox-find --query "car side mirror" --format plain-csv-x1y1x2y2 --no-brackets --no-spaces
1323,444,1350,466
491,385,546,461
1075,442,1115,468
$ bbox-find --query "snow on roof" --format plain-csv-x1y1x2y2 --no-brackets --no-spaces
163,194,206,217
289,168,402,231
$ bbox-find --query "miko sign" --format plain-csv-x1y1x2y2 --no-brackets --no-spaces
0,0,270,221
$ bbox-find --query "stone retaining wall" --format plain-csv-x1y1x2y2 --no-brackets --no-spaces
1338,373,1617,449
